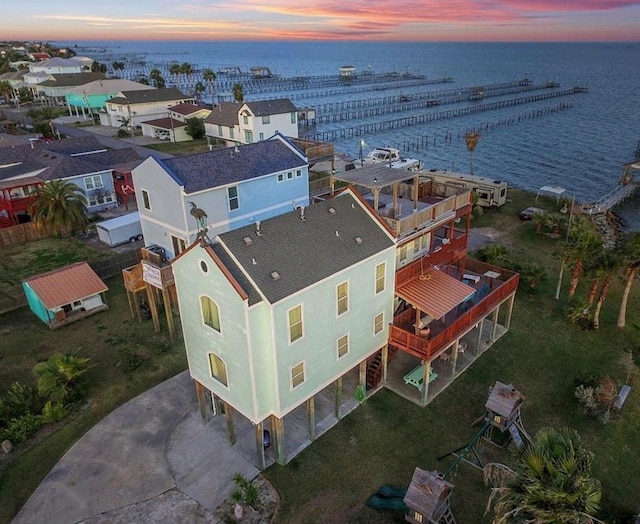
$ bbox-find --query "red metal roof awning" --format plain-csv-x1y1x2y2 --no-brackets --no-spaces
396,268,475,319
23,262,108,309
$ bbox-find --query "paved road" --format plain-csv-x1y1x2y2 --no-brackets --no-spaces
12,371,259,524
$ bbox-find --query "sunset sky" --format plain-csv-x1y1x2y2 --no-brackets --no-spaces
2,0,639,42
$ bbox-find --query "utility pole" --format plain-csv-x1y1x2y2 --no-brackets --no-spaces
555,194,575,300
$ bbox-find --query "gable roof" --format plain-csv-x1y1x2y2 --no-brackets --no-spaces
141,117,187,130
31,57,84,69
216,190,395,304
107,87,188,105
23,262,108,309
204,102,240,127
243,99,297,116
169,103,210,116
39,72,106,88
158,138,306,194
67,79,150,96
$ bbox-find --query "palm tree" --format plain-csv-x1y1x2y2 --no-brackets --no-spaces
232,82,244,104
522,262,547,289
33,351,91,405
616,231,640,327
169,63,181,89
194,81,206,104
30,179,88,237
0,80,12,104
464,131,480,175
532,210,547,233
567,230,602,299
149,68,165,88
202,68,216,105
475,244,510,267
485,427,603,524
180,62,194,91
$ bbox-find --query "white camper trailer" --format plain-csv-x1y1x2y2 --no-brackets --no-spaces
423,171,508,207
96,212,143,247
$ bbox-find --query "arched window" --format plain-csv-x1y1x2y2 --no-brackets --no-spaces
200,296,220,332
208,353,228,386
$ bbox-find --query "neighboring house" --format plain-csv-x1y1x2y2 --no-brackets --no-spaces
66,79,151,119
35,72,107,106
139,103,211,142
0,136,143,226
171,189,397,467
131,134,309,259
22,262,109,329
204,99,298,146
99,88,196,128
28,57,87,75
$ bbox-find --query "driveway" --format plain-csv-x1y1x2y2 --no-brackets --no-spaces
12,371,259,524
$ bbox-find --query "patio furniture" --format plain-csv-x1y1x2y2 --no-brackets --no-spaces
403,365,438,391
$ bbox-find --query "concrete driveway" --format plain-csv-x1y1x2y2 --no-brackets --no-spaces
12,371,259,524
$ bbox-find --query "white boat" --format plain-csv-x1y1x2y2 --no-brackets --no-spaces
356,147,422,172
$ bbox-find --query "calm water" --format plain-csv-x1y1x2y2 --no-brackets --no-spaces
61,41,640,228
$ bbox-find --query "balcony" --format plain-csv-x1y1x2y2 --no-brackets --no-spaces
389,258,519,362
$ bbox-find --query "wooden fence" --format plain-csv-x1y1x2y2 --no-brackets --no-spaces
0,222,49,248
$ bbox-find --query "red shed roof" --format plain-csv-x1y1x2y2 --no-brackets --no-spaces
23,262,108,309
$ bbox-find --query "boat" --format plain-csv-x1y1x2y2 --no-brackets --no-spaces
356,147,422,172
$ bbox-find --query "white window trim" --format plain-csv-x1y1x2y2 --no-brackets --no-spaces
208,352,229,389
337,333,349,360
199,294,222,335
336,281,349,317
374,311,384,335
287,304,304,345
227,186,239,211
290,360,305,389
141,189,151,211
375,262,386,295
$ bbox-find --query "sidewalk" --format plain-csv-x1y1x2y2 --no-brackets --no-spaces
12,371,259,524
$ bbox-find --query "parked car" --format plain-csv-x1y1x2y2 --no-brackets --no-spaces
519,207,544,220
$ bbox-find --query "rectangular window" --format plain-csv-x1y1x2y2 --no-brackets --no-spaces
288,305,303,343
399,245,408,262
229,128,234,139
374,312,384,334
277,173,284,182
375,262,386,294
259,132,264,141
208,353,228,386
243,114,248,125
337,282,348,316
172,235,186,255
218,125,223,136
245,130,253,143
290,112,296,124
291,362,304,388
227,186,239,210
141,189,151,211
296,169,302,178
200,296,221,332
261,115,270,124
337,334,349,358
84,175,103,191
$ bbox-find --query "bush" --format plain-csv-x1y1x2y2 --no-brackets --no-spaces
0,382,43,427
117,344,145,371
117,129,129,138
1,413,42,444
41,400,68,424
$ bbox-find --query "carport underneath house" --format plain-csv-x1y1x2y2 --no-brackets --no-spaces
193,363,364,470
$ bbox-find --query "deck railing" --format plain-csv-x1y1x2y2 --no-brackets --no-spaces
389,266,519,360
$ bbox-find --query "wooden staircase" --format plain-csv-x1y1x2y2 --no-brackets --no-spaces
366,346,397,389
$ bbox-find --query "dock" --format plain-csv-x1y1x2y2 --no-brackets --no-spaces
583,161,640,215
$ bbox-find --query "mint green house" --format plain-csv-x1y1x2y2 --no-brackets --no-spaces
172,189,396,467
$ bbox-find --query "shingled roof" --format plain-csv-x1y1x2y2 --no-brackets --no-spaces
107,87,190,105
204,102,240,127
244,99,297,116
216,190,394,304
158,138,306,194
39,72,106,88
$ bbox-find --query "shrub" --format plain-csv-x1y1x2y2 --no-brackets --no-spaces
41,400,68,424
117,128,129,138
575,385,598,414
117,344,145,371
1,413,42,444
0,382,43,427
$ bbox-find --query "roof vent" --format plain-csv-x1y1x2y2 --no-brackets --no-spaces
252,257,257,265
243,236,253,245
299,205,306,221
234,145,240,154
335,230,340,237
270,271,280,280
328,207,336,214
355,236,363,245
255,220,262,236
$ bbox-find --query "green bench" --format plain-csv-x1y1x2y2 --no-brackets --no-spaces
403,365,438,392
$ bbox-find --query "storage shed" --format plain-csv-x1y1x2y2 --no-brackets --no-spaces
22,262,108,329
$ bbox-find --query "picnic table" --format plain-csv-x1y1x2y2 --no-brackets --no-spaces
403,365,438,391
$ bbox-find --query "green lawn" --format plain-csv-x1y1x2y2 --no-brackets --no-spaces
144,138,212,156
265,194,640,524
0,258,187,523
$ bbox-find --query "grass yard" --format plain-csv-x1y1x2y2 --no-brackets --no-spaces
265,192,640,524
0,258,187,523
144,138,212,156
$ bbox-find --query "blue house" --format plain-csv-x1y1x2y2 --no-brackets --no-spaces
131,134,309,259
22,262,108,329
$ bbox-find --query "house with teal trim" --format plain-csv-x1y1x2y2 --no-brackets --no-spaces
22,262,108,329
131,134,309,259
171,188,396,468
65,79,150,120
